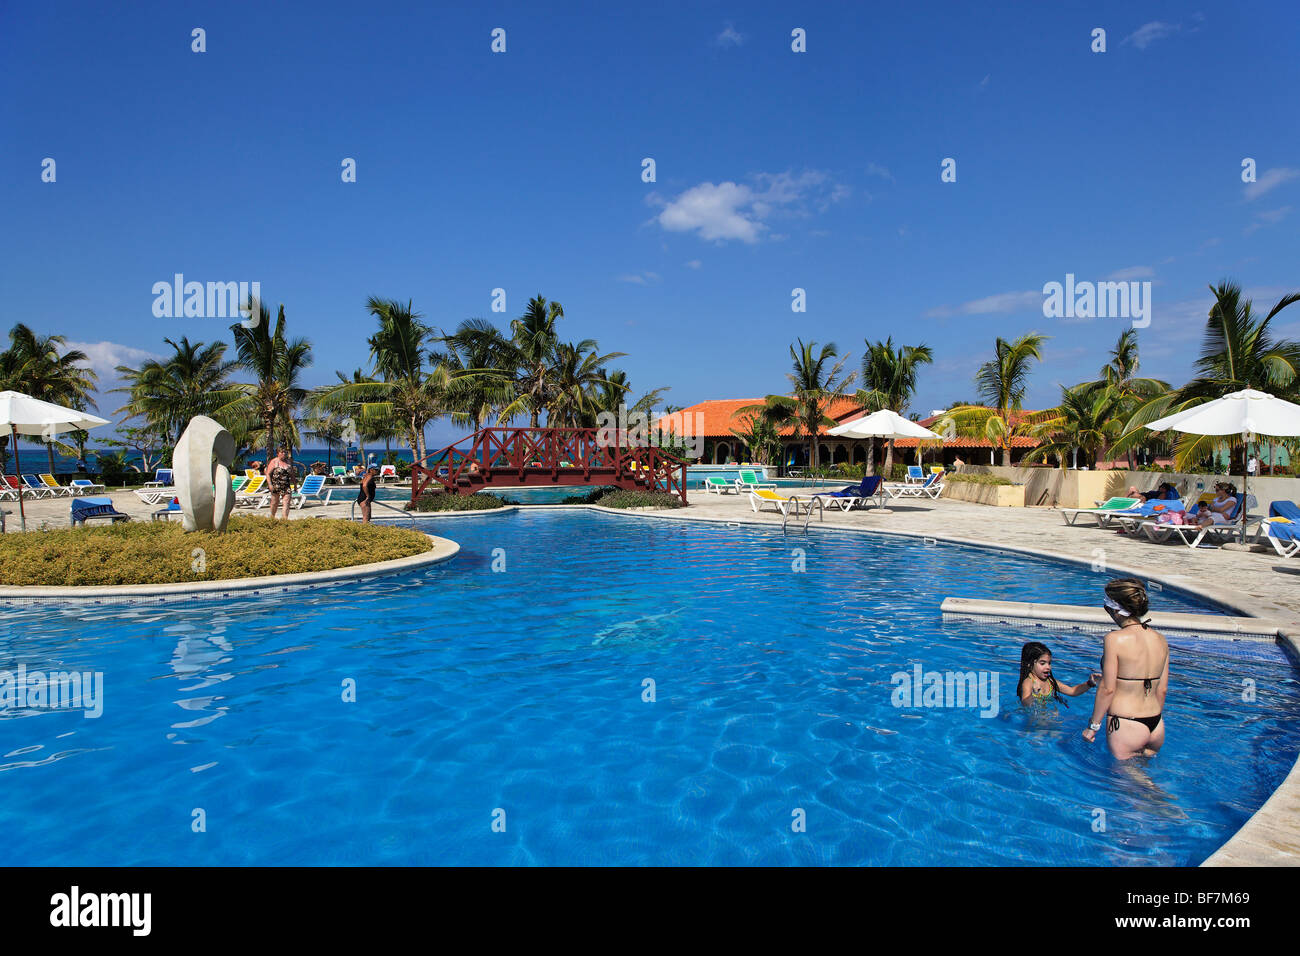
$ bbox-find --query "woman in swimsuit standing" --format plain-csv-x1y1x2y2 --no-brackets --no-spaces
1082,578,1169,760
356,466,378,522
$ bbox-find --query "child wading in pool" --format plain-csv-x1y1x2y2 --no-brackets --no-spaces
1017,641,1099,706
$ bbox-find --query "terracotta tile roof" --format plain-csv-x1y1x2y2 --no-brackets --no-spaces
656,397,865,438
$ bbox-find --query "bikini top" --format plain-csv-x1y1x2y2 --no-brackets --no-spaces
1116,674,1161,693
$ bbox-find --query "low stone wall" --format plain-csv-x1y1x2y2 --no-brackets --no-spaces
941,480,1025,507
956,465,1300,511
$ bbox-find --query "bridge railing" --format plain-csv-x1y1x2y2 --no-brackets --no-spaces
410,427,689,504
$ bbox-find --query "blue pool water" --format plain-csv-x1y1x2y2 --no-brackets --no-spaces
378,485,610,505
2,511,1297,865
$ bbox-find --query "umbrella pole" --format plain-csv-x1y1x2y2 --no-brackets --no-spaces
12,425,24,533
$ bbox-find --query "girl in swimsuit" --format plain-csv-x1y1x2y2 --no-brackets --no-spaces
1082,578,1169,760
1017,642,1099,707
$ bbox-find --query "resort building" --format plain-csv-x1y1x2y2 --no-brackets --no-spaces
662,399,1041,468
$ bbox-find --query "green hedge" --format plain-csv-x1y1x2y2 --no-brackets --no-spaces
563,487,684,509
408,493,506,512
946,472,1013,486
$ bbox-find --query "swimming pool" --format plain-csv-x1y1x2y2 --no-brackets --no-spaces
2,510,1296,865
377,485,610,505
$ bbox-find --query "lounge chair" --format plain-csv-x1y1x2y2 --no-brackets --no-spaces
0,480,15,502
905,465,926,483
68,478,105,495
748,489,804,517
1259,501,1300,558
885,472,943,499
21,474,57,499
134,485,177,505
930,466,945,476
379,464,399,483
143,468,174,488
230,476,247,493
1109,497,1188,533
1060,497,1139,527
152,497,184,521
1138,494,1247,548
703,476,738,495
70,497,130,526
234,475,268,507
291,474,335,509
328,465,352,484
736,469,776,491
245,468,261,481
39,474,72,497
811,475,885,512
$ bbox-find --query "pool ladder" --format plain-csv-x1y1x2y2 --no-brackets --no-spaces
783,495,824,533
350,498,417,528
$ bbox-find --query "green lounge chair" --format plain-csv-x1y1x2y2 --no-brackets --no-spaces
1059,497,1139,527
736,469,776,491
703,476,738,495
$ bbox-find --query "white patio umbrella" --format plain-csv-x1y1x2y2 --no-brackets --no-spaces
0,391,111,532
828,409,943,477
1145,388,1300,541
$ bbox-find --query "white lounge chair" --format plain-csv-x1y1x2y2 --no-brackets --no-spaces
1138,494,1250,548
379,464,399,483
1059,497,1140,526
134,486,177,505
291,474,335,509
68,478,106,496
702,476,737,495
885,472,943,499
736,469,776,491
234,475,268,507
748,489,803,517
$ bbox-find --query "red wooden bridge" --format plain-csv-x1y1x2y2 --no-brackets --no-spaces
410,427,689,504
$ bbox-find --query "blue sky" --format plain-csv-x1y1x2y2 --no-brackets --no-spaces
2,0,1297,449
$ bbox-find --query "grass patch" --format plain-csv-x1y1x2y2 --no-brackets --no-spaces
0,516,432,587
408,493,507,512
946,472,1014,486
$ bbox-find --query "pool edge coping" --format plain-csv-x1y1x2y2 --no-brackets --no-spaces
0,533,460,603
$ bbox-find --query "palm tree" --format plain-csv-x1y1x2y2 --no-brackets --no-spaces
546,342,627,428
1079,329,1168,468
939,332,1048,467
437,318,514,432
502,295,565,427
730,412,781,466
113,336,241,445
5,324,99,474
1115,282,1300,470
228,300,314,456
308,298,444,462
857,337,934,474
1023,383,1125,469
740,339,856,473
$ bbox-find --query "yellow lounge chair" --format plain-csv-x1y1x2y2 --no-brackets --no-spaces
749,488,803,517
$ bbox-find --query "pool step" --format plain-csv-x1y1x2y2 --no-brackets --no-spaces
940,597,1284,641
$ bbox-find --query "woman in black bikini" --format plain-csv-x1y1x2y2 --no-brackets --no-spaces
356,466,377,522
1082,578,1169,760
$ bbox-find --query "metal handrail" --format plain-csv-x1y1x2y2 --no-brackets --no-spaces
350,497,416,527
801,495,825,532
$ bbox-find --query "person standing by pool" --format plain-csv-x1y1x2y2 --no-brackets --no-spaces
266,445,296,520
1083,578,1169,760
1016,642,1098,706
356,466,378,522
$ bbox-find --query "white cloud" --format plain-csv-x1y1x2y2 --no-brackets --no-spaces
978,74,990,90
715,23,744,48
63,340,161,383
1244,205,1292,235
649,170,847,244
924,290,1041,319
1106,265,1155,280
865,163,894,183
684,259,702,269
1123,21,1179,49
616,272,660,285
1244,167,1300,201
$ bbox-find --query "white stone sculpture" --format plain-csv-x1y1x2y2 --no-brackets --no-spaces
172,416,236,532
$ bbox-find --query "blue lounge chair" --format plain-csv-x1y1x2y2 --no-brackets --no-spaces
71,497,130,526
143,468,174,488
69,478,106,496
22,474,56,498
1258,500,1300,558
292,474,335,509
905,465,925,483
1139,494,1247,547
1111,497,1187,532
812,475,885,511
